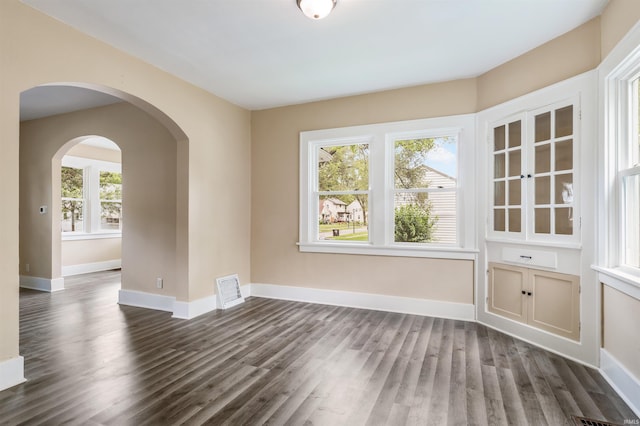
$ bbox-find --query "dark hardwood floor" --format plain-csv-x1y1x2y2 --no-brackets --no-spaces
0,270,637,425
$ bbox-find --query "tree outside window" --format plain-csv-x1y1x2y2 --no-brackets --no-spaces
61,166,84,232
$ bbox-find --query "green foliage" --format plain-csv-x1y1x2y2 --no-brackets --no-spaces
319,144,369,224
61,167,84,231
394,138,436,189
61,167,83,198
394,203,437,243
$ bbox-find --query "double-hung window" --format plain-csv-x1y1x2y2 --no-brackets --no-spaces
621,77,640,271
299,115,475,258
599,38,640,280
61,156,122,237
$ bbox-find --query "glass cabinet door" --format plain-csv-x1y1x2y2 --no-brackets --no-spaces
532,103,575,237
492,118,524,234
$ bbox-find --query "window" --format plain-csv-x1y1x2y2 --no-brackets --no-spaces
599,36,640,280
299,115,476,258
393,136,457,244
621,77,640,270
61,166,85,232
61,156,122,237
99,171,123,232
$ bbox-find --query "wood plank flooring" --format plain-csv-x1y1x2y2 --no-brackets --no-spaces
0,270,637,425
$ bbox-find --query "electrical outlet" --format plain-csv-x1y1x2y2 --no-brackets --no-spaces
156,278,163,289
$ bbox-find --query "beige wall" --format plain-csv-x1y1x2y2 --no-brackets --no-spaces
601,0,640,59
251,79,476,303
66,142,122,163
477,18,601,110
62,239,121,267
1,0,251,364
20,103,179,295
602,285,640,380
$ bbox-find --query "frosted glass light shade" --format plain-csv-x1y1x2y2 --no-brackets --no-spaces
297,0,337,20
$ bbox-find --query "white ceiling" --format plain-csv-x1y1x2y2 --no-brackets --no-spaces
20,0,608,113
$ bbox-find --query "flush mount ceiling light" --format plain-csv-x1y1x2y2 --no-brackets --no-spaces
297,0,337,20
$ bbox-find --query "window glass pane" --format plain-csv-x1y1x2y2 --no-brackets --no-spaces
555,174,574,205
61,200,83,232
395,137,457,189
101,202,122,231
555,207,573,235
494,125,505,151
318,144,369,192
494,153,505,178
494,181,505,206
494,209,505,232
508,208,521,233
100,171,122,200
623,174,640,268
555,140,573,171
508,179,521,206
535,176,550,204
555,105,573,138
535,112,551,142
508,121,521,148
100,171,123,231
319,195,368,242
535,208,551,234
636,79,640,166
395,190,456,244
61,166,84,233
535,144,551,174
508,150,521,177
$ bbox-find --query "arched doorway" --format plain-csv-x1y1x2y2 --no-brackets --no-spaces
19,83,188,300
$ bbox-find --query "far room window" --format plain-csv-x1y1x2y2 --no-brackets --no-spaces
99,171,123,232
299,115,476,258
61,166,85,233
61,156,122,236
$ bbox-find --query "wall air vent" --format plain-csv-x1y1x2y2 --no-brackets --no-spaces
216,274,244,309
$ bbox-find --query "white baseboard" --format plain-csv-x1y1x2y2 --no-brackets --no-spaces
118,289,175,313
172,284,251,319
19,276,64,292
0,356,26,392
62,259,121,277
249,283,475,321
173,294,217,319
600,349,640,418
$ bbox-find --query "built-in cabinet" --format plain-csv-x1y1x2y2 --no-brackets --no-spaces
490,97,579,243
488,262,580,341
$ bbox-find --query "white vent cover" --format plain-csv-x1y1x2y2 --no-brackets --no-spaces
216,274,244,309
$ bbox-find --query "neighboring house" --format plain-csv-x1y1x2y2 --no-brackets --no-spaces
395,166,457,244
319,198,348,223
346,199,364,223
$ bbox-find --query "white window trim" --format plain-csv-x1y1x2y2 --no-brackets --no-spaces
61,155,122,240
597,19,640,287
299,114,476,259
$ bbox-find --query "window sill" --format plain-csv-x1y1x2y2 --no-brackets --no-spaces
593,265,640,300
297,242,478,260
62,232,122,241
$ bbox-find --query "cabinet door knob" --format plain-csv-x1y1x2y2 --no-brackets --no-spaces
527,174,532,178
520,174,525,179
527,292,532,296
521,290,526,295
